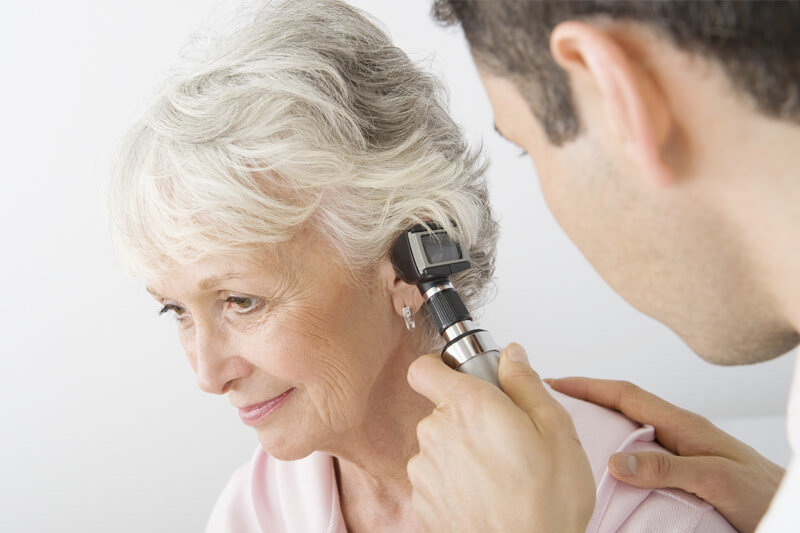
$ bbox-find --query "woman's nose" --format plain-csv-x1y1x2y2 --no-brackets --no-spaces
189,322,246,395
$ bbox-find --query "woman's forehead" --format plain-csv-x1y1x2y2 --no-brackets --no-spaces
143,238,341,299
145,250,292,297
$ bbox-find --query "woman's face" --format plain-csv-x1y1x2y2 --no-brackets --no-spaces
146,234,408,460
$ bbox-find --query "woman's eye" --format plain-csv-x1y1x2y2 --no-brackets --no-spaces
225,296,262,313
158,304,185,317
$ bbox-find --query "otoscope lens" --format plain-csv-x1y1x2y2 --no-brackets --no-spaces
420,233,462,264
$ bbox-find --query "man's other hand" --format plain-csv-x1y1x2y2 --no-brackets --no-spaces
547,377,785,533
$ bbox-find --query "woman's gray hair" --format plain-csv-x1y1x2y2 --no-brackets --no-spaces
108,0,498,349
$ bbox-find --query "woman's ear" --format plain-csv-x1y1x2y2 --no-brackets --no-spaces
550,21,676,187
378,256,424,318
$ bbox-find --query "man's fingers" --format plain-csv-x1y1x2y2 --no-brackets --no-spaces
408,352,486,407
609,452,732,497
498,344,573,431
546,377,713,452
547,377,677,421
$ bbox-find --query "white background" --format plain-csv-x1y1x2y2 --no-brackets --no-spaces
1,1,794,531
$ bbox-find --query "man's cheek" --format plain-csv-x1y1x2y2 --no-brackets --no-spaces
535,160,576,225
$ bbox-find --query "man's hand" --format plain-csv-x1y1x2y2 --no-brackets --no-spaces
547,377,785,533
406,343,596,533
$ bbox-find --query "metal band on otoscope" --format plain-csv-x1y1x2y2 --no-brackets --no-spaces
443,320,475,342
423,281,454,301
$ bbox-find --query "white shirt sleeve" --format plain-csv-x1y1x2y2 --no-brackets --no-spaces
757,352,800,532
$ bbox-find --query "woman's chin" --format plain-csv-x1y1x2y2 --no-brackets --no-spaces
257,432,314,461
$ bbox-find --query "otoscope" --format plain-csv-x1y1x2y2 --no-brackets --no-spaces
391,223,501,387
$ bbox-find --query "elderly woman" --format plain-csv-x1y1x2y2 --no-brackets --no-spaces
108,1,735,531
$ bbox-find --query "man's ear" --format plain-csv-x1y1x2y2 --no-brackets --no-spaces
550,21,675,186
378,256,424,318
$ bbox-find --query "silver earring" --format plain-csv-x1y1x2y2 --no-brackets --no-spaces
402,306,415,332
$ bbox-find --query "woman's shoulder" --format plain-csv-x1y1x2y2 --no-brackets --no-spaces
205,446,345,533
547,384,644,483
547,385,735,532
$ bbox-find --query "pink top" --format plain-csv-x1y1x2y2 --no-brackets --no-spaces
206,386,734,532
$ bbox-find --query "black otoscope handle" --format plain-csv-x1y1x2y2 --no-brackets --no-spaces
421,282,501,387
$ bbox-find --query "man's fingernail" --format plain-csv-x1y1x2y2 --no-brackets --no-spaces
505,343,529,364
543,378,554,385
611,454,638,476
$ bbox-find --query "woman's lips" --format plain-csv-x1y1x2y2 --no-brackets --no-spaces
238,388,294,426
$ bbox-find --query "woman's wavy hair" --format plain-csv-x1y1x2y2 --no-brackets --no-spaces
107,0,498,349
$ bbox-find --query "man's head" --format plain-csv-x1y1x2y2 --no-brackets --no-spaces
435,0,800,364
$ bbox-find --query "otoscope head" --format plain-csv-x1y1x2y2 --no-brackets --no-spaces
390,223,470,285
391,223,472,333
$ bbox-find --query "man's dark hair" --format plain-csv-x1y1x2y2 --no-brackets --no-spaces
433,0,800,144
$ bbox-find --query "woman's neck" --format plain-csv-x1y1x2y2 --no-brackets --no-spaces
324,338,434,531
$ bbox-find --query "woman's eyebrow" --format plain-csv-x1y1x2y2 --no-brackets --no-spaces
198,273,242,291
145,287,163,300
145,273,245,300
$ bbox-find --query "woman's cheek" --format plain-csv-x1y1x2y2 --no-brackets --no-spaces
287,339,363,432
308,379,361,432
272,302,370,430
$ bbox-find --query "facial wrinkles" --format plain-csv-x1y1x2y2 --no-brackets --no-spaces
152,257,290,374
153,237,397,454
214,268,313,400
280,301,362,433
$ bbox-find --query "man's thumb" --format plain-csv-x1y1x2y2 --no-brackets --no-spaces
609,452,699,492
497,343,556,416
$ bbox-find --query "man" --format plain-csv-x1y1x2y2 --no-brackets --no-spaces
406,1,800,531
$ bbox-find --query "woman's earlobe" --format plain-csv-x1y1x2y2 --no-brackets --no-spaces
409,289,424,313
380,255,425,317
392,283,424,318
